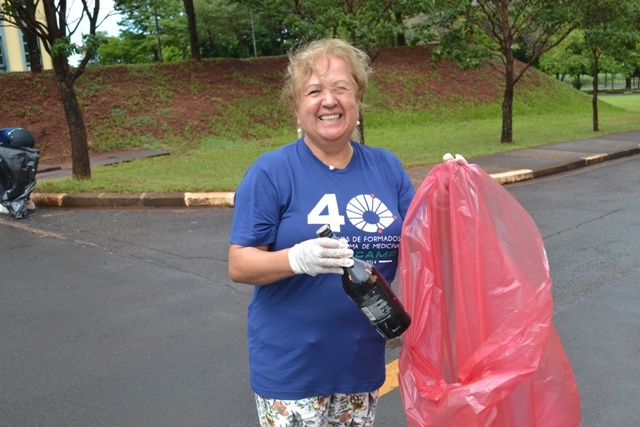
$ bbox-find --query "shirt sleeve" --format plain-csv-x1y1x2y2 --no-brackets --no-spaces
229,161,282,247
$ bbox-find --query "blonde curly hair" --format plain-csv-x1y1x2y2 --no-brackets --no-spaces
281,38,372,113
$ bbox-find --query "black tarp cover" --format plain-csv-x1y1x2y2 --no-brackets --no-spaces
0,145,39,219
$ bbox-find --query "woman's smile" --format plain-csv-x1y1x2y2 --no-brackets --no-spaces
320,114,342,122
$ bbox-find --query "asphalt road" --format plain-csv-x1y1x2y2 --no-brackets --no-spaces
1,155,639,426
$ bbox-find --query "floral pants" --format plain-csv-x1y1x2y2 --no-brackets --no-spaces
255,390,378,427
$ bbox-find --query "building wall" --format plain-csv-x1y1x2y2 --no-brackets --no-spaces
0,14,53,72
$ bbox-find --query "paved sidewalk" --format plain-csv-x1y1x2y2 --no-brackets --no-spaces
31,131,640,208
35,148,171,180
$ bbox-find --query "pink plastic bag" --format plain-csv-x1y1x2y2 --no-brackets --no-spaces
398,161,581,427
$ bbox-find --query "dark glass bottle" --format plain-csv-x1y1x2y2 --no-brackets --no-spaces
317,225,411,339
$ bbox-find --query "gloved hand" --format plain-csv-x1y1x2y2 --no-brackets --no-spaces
288,237,354,276
443,153,468,164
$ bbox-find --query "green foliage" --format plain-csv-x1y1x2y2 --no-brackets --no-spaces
423,0,583,71
51,36,83,57
539,32,590,79
197,0,258,57
106,0,439,63
112,0,187,62
580,0,640,68
265,0,420,55
95,33,155,65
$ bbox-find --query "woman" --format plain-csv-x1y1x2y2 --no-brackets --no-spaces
228,38,415,427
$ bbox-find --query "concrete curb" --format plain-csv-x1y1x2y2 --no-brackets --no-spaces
31,191,235,208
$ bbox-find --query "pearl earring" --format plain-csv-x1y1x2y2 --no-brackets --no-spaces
356,120,361,126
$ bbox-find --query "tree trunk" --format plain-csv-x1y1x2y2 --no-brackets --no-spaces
182,0,200,60
501,56,515,143
395,12,406,46
153,3,163,62
592,52,599,132
25,32,43,72
625,77,632,91
23,0,42,72
52,60,91,179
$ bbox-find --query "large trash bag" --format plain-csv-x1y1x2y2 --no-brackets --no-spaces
397,160,581,427
0,145,40,219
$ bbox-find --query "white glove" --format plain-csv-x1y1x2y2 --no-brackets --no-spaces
443,153,468,164
288,237,354,276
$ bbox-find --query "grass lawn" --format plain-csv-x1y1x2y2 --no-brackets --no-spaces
599,93,640,113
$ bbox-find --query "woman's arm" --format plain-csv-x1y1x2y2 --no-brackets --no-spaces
228,238,354,286
228,244,295,286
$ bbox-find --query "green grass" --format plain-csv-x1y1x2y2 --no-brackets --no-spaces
35,85,640,194
599,94,640,112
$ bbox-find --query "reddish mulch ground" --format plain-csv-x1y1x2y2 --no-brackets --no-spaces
0,45,509,165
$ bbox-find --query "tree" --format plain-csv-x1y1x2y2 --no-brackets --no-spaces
627,45,640,90
114,0,194,61
1,0,110,179
183,0,201,60
94,30,155,65
538,31,590,88
579,0,640,131
196,0,257,58
425,0,582,143
243,0,407,58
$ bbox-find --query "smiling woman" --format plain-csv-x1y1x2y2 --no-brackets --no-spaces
227,38,415,427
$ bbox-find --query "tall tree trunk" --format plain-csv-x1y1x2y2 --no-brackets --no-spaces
182,0,200,60
153,3,163,62
25,32,43,72
23,0,42,72
625,77,632,91
501,56,515,143
52,59,91,179
592,51,599,132
36,0,92,179
395,12,406,46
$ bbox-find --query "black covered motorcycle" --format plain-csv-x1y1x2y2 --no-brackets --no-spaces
0,128,39,219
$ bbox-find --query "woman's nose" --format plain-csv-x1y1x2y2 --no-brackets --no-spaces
321,89,337,105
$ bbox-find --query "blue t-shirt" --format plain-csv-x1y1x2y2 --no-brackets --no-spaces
229,139,415,400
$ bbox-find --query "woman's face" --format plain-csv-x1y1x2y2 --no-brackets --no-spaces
296,55,359,149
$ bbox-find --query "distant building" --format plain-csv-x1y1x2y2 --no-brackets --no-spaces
0,11,52,72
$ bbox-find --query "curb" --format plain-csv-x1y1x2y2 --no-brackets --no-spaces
31,191,235,208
